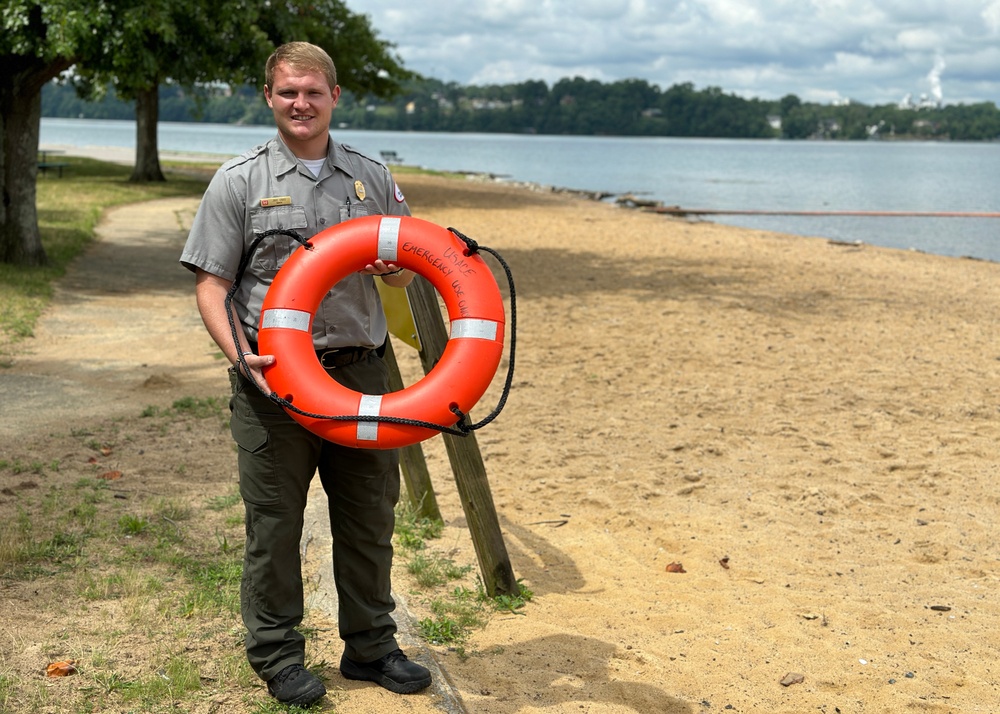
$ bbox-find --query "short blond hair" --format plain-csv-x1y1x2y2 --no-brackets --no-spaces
265,42,338,91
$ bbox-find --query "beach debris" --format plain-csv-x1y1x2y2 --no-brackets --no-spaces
827,239,865,248
527,517,569,527
615,193,664,210
928,605,952,612
719,555,730,569
665,562,686,573
779,672,805,687
800,613,821,621
46,660,78,677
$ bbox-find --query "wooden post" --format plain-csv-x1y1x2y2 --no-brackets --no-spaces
406,276,519,597
382,338,442,522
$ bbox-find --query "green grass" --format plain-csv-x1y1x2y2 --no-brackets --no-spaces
394,502,534,648
0,156,211,362
0,399,260,712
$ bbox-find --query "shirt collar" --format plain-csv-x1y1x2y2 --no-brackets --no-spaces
269,135,355,178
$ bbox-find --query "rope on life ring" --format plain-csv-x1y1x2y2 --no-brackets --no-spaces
248,214,511,449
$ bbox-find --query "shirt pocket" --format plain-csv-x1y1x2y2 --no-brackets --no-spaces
249,205,309,270
338,199,378,222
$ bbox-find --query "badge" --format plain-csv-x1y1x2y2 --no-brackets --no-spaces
394,182,405,203
260,196,292,207
354,180,366,201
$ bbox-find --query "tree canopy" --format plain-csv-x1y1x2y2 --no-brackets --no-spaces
1,0,115,264
1,0,412,265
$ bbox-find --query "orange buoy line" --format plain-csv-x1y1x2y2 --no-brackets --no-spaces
648,207,1000,218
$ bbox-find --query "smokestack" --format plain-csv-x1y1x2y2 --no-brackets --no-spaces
927,54,946,104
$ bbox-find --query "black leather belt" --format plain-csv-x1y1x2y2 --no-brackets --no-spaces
316,346,372,369
246,340,384,369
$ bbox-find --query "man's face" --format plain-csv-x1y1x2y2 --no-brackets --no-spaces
264,62,341,158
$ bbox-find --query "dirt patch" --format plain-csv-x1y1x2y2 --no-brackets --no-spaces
3,172,1000,713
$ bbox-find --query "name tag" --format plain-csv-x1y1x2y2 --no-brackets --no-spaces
260,196,292,207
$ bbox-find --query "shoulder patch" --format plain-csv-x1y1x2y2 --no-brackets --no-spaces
394,182,406,203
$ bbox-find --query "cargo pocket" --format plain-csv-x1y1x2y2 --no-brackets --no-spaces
229,372,279,506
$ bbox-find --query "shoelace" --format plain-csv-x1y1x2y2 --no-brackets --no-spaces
272,665,303,685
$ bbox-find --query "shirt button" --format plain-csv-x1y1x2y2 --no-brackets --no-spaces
319,217,326,224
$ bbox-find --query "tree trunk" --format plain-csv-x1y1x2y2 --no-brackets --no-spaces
131,86,165,183
0,59,65,266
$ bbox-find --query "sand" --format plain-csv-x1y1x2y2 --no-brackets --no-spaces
3,161,1000,713
394,175,1000,714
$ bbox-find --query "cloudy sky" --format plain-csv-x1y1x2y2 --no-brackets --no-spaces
344,0,1000,106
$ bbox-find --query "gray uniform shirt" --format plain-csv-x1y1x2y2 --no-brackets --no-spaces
180,136,410,350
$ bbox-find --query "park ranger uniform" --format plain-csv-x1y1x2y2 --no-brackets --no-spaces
180,136,409,681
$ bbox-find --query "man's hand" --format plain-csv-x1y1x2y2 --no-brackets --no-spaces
361,259,414,288
237,352,276,394
195,269,277,392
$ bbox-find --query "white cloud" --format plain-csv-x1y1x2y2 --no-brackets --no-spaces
348,0,1000,105
984,1,1000,33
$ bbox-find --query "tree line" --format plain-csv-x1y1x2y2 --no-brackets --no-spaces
44,76,1000,142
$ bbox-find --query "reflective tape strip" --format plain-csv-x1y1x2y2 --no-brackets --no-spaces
378,217,401,262
356,394,383,442
260,308,311,332
450,318,499,341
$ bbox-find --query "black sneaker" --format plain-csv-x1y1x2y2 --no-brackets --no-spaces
340,648,432,694
266,663,327,707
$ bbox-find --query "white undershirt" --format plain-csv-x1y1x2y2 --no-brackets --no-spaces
300,158,325,177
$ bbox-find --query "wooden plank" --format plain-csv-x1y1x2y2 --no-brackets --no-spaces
382,337,441,521
405,275,518,596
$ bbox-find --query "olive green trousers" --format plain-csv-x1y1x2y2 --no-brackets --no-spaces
228,354,401,681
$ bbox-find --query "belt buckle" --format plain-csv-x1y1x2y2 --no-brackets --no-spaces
318,347,367,369
318,348,345,369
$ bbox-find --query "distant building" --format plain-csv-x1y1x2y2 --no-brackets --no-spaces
898,93,941,110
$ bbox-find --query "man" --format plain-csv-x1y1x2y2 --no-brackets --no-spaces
179,42,431,708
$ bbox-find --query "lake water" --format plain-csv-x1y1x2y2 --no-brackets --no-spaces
40,117,1000,262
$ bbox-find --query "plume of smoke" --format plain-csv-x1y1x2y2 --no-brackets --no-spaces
927,54,946,104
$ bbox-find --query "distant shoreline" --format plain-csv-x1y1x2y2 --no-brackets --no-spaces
42,142,642,208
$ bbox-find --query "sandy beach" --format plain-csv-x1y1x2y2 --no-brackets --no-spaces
396,174,1000,713
3,159,1000,713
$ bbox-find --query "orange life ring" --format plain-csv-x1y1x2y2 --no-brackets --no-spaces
257,215,506,449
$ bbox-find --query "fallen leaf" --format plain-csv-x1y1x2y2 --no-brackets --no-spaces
780,672,805,687
100,447,113,456
98,471,123,481
87,456,98,464
665,562,686,573
46,660,78,677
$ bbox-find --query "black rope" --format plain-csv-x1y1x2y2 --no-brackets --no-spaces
226,225,517,439
225,229,311,381
446,226,517,434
